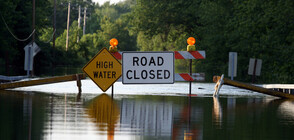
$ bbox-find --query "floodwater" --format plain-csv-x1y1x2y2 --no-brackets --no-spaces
1,81,294,140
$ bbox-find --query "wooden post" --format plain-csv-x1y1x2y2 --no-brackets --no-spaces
213,76,294,99
66,2,70,51
76,74,82,94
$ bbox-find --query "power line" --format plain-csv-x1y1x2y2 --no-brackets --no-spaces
0,13,35,42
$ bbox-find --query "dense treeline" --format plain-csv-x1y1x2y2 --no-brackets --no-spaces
0,0,293,83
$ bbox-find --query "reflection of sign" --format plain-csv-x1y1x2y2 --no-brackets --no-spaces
248,58,262,76
122,52,174,84
83,48,122,92
87,93,120,125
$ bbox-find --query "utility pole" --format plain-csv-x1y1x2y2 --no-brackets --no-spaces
30,0,36,77
77,5,81,43
83,7,87,35
32,0,35,43
66,1,71,51
53,0,56,48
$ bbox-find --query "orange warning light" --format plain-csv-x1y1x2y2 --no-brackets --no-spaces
110,38,118,46
187,37,196,45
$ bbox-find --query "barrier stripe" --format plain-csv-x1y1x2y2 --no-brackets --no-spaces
112,51,205,60
174,51,185,59
112,52,122,60
190,51,205,59
178,73,193,81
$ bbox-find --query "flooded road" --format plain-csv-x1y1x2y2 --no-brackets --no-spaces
1,82,294,139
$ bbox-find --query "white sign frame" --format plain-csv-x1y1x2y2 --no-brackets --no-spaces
122,52,175,84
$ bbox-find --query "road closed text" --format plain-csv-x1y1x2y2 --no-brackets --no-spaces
122,52,174,84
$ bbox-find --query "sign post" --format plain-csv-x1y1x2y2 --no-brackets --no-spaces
122,52,174,84
248,58,262,83
83,48,122,92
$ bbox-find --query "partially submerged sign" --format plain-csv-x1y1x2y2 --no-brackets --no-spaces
122,52,174,84
83,48,122,92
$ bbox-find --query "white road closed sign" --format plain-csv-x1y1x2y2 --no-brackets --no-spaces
122,52,174,84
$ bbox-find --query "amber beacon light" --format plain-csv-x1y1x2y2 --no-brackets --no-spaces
187,37,196,51
187,37,196,45
109,38,118,53
110,38,118,46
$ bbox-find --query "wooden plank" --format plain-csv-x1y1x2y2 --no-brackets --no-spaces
0,73,86,90
213,76,294,99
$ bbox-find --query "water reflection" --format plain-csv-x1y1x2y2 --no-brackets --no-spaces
120,97,173,137
278,100,294,125
2,90,294,140
86,93,120,140
212,97,222,128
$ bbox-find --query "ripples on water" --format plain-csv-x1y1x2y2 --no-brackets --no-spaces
1,83,294,140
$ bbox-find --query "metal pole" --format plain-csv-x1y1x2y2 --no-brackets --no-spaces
27,46,31,77
189,59,192,95
66,2,71,51
111,85,114,99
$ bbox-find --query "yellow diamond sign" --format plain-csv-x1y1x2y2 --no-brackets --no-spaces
83,48,122,92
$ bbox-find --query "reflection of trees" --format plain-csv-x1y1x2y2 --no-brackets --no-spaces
86,93,120,139
0,90,46,140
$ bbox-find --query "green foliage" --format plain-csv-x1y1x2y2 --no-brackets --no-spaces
0,0,293,83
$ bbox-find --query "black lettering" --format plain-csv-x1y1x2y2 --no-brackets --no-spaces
103,71,107,78
157,70,163,79
99,71,103,78
109,62,113,68
96,61,101,68
141,57,147,66
149,70,155,79
93,71,98,78
158,57,164,66
107,71,111,78
133,57,139,66
126,70,132,79
134,70,140,79
141,70,147,79
164,70,170,79
149,57,156,66
112,71,116,78
104,62,108,68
